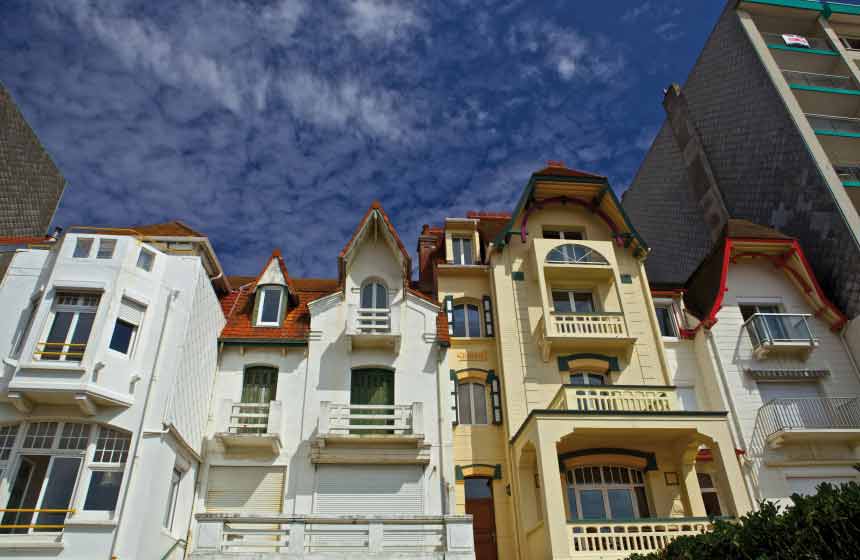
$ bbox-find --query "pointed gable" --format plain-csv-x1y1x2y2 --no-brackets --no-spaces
252,249,296,301
338,201,412,288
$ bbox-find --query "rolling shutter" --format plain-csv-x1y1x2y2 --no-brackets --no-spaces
488,371,503,425
314,465,424,515
205,466,284,513
444,296,455,336
118,298,146,325
482,295,494,337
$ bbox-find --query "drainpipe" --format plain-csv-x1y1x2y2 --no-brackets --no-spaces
838,326,860,385
109,287,179,559
435,345,452,515
704,329,758,509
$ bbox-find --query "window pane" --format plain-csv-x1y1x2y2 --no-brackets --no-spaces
164,468,182,528
0,425,18,460
457,383,473,424
461,239,473,265
738,305,757,321
69,312,95,361
58,423,89,450
634,487,650,518
678,387,698,411
452,238,462,263
471,384,488,424
573,293,595,313
84,470,123,511
361,283,374,308
464,477,492,499
566,485,578,520
93,428,131,463
137,249,154,271
35,458,81,531
552,292,573,313
23,422,57,449
467,305,481,337
109,320,136,354
702,491,722,517
697,473,714,489
655,307,677,337
608,489,636,519
579,490,606,519
260,288,281,323
563,231,584,240
73,238,93,258
544,230,561,239
43,311,74,361
97,239,116,259
452,305,466,337
375,284,387,309
570,373,585,384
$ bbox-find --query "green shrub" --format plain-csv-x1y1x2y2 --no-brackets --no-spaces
627,482,860,560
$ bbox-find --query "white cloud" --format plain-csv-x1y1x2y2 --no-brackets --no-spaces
346,0,425,43
622,2,652,22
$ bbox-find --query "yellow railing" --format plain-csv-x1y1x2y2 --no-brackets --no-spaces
0,508,75,530
33,342,86,360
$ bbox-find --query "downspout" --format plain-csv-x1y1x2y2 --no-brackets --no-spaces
110,287,179,559
703,328,758,509
436,344,452,514
839,327,860,385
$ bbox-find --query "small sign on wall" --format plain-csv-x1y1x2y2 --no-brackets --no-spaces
456,350,488,362
664,472,680,486
781,34,810,48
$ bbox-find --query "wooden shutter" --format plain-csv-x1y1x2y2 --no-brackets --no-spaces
314,465,423,515
450,371,459,426
205,466,284,513
444,296,454,336
482,295,494,337
488,371,503,425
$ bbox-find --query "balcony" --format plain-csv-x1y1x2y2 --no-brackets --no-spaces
752,397,860,451
345,306,400,352
213,399,282,454
313,402,429,464
568,518,714,559
192,513,474,558
761,32,841,75
743,313,818,358
783,70,860,116
550,385,679,413
537,313,636,362
783,70,856,91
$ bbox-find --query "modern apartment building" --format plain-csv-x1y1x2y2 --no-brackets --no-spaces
421,163,754,560
0,84,66,280
621,0,860,348
191,203,473,559
0,222,226,558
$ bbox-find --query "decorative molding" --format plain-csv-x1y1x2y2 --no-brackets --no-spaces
455,463,502,481
557,353,620,373
745,368,830,380
557,448,658,472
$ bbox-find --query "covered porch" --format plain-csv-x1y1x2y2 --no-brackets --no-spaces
511,411,751,559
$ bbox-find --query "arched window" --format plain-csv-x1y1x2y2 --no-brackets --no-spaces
359,281,389,333
453,303,482,337
457,382,488,425
565,465,649,521
546,244,608,265
569,372,606,386
360,281,388,309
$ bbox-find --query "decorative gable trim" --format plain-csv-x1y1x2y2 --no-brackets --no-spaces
557,353,620,373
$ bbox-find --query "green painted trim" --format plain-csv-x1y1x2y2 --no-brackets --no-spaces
767,44,837,56
557,353,620,372
814,129,860,138
843,181,860,187
511,271,525,281
567,516,733,525
790,84,860,96
743,0,860,16
220,338,307,346
620,274,633,284
558,448,658,471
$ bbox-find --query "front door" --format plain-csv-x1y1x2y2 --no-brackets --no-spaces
350,369,395,434
465,477,498,560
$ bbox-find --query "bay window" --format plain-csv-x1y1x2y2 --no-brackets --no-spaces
38,292,100,362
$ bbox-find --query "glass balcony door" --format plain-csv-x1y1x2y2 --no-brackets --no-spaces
1,455,81,533
350,369,395,434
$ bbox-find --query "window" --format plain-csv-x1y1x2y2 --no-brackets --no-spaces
96,239,116,259
0,426,19,460
84,427,131,511
163,467,183,530
569,372,606,385
544,229,584,240
740,303,790,342
677,387,699,411
457,382,488,425
136,248,155,271
655,304,678,337
546,243,608,265
39,292,100,362
358,281,389,332
110,298,145,355
452,237,474,265
552,291,595,314
565,465,649,521
256,287,283,326
12,296,40,357
453,303,482,337
841,36,860,50
73,238,93,258
360,281,388,309
698,473,722,516
58,423,89,450
23,422,58,449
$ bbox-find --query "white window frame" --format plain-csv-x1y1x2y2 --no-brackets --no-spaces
569,372,607,385
163,467,183,531
256,286,283,326
452,302,482,337
37,292,100,362
82,427,131,515
457,382,489,425
451,237,474,265
565,465,647,521
543,228,585,240
552,290,596,314
12,294,41,358
698,472,722,516
653,300,679,339
96,238,116,259
73,238,93,258
137,248,155,272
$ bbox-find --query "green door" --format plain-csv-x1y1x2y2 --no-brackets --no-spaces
239,367,278,434
350,369,394,434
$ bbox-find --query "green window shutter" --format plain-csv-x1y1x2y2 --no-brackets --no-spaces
450,370,459,426
488,371,502,425
444,296,455,336
482,295,494,337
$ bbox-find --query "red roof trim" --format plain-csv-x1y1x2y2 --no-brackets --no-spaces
704,240,733,327
0,236,50,245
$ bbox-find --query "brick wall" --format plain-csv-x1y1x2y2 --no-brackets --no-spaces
623,7,860,317
0,84,65,237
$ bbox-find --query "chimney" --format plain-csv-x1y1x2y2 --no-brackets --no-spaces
417,225,440,294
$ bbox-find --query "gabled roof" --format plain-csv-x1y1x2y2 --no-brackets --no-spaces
685,219,847,331
338,201,411,287
491,161,649,257
131,220,206,238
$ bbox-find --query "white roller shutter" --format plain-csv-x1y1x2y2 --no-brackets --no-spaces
118,297,146,325
788,476,855,496
205,466,284,512
314,465,424,515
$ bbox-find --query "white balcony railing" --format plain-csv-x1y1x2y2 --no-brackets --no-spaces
550,312,626,337
559,386,678,412
743,313,817,352
353,307,391,334
757,397,860,437
807,113,860,134
569,519,713,558
319,402,422,436
782,69,856,90
216,399,281,437
193,514,474,556
762,32,832,51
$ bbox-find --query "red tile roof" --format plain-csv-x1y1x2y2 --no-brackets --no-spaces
0,235,51,245
131,220,206,237
533,160,605,179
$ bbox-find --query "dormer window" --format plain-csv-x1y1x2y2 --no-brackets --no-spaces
452,237,474,265
256,287,283,326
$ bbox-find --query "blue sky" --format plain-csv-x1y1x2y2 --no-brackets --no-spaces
3,1,731,277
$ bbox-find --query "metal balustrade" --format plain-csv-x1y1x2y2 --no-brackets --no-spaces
561,386,677,412
762,32,832,51
228,403,271,435
782,69,856,90
550,313,626,337
834,164,860,182
353,308,391,334
319,402,422,436
757,397,860,438
0,508,76,532
33,341,86,361
743,313,817,351
569,519,713,558
807,113,860,134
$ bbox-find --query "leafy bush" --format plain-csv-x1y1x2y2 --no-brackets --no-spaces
628,482,860,560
